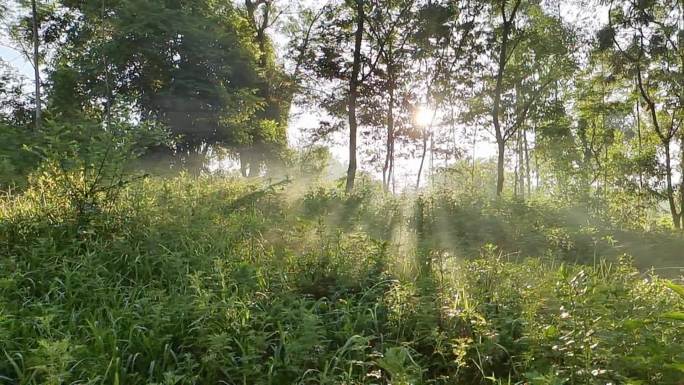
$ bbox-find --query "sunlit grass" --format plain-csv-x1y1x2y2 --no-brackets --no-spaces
0,175,681,384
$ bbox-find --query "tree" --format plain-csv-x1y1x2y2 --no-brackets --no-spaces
362,0,416,191
6,0,56,130
601,0,684,228
346,0,364,192
30,0,40,130
46,0,280,171
408,0,483,190
297,0,384,192
488,0,575,196
239,0,291,177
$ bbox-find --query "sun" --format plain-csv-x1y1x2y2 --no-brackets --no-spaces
415,106,434,127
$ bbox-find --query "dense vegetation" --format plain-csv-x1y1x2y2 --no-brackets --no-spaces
1,0,683,384
0,176,682,384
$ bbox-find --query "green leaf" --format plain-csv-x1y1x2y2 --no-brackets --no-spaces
665,362,684,373
661,311,684,321
622,319,645,330
665,281,684,300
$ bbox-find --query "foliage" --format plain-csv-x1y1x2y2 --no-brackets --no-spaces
0,176,681,385
23,118,168,222
1,2,683,383
27,0,288,171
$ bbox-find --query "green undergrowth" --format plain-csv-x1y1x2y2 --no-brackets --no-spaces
0,175,682,384
415,191,684,273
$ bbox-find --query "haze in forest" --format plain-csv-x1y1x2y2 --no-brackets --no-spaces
0,0,683,384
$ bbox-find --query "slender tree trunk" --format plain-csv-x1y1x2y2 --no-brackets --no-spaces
429,130,434,188
635,66,680,228
679,12,684,230
524,128,531,196
383,47,395,192
346,0,364,193
520,132,525,199
680,133,684,229
31,0,41,130
636,85,643,190
391,167,396,194
635,97,643,216
601,72,608,213
389,135,394,191
493,52,507,195
513,160,518,197
245,0,270,68
496,140,505,195
471,125,477,192
664,144,680,228
533,124,540,189
492,0,520,196
604,146,608,209
513,132,519,197
416,130,428,190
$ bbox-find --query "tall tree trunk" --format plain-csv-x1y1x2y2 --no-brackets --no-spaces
496,139,505,195
636,83,643,191
603,146,609,210
492,0,520,196
493,58,507,197
533,124,540,189
635,96,643,216
429,128,434,188
346,0,364,193
513,158,518,197
31,0,41,130
680,133,684,229
245,0,270,68
389,134,395,191
517,128,525,200
416,131,428,190
513,131,519,197
524,128,531,196
383,46,395,192
471,125,477,192
635,65,680,228
664,144,680,228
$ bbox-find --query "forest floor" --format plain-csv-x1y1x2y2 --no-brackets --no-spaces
0,175,682,385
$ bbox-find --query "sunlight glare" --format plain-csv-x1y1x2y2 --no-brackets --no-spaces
415,106,434,127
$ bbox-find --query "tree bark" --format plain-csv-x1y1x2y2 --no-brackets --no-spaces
31,0,41,130
680,132,684,229
533,124,540,189
346,0,364,193
493,28,507,198
416,130,428,190
523,128,531,196
245,0,271,68
635,82,643,190
664,144,680,228
496,139,505,195
383,45,395,192
636,65,680,228
492,0,520,196
517,128,525,199
471,125,477,192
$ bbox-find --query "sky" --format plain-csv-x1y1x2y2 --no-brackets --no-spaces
0,0,609,190
1,2,34,85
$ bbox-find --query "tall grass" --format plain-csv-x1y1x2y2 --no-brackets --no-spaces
0,175,682,384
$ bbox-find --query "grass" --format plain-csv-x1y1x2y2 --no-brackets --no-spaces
0,174,682,384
